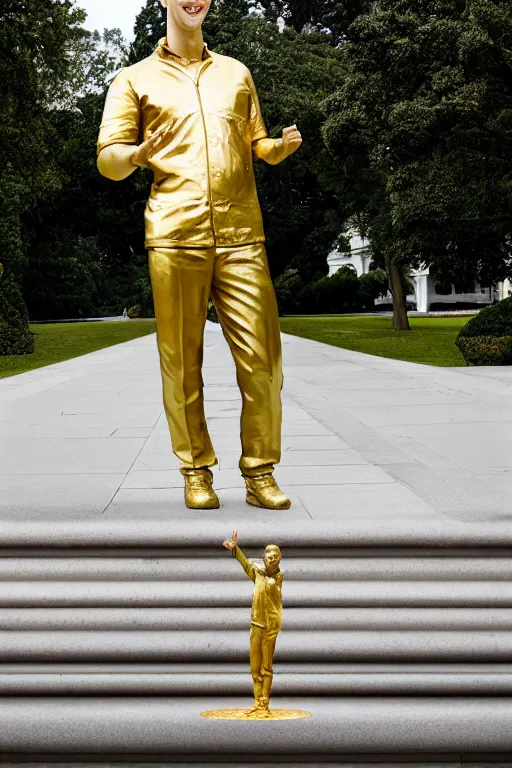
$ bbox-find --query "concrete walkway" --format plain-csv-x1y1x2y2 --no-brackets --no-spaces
0,323,510,522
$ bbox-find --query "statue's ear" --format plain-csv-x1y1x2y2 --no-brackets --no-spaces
159,0,167,7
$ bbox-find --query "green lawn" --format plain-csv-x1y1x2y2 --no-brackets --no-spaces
0,320,157,379
280,315,471,366
0,314,470,379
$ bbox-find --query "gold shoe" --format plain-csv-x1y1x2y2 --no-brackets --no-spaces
253,696,270,718
182,468,220,510
245,474,291,510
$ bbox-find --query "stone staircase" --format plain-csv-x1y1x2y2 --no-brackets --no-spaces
1,519,511,762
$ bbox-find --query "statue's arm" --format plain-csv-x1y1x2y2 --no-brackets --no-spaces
97,69,140,181
97,144,138,181
233,546,256,582
252,137,289,166
246,71,289,167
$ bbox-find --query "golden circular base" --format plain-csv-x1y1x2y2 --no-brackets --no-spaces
200,708,311,721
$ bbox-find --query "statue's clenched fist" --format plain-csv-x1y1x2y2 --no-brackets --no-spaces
282,124,302,157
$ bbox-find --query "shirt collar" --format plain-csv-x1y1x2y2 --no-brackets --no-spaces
156,36,210,65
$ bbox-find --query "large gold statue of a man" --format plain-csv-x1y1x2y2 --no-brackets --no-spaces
223,529,283,718
96,0,302,510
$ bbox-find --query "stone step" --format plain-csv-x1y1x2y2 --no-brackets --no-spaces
1,519,510,757
0,697,511,754
2,581,511,607
1,557,510,580
1,630,511,662
3,607,511,631
1,519,510,550
2,668,512,695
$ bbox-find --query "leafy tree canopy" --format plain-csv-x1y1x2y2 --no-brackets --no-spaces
257,0,372,41
0,0,88,349
323,0,512,329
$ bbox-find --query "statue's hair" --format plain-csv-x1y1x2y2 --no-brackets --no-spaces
265,544,281,556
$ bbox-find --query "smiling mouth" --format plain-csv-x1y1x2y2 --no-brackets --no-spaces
183,4,202,15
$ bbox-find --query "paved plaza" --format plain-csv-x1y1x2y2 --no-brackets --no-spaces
0,322,510,522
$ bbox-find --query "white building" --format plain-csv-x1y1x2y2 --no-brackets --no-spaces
327,233,509,312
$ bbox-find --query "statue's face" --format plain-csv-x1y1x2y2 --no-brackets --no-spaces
264,548,281,575
161,0,212,30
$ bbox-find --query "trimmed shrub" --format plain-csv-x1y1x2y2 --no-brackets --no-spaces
297,267,361,314
274,269,304,315
456,336,512,366
358,268,389,310
456,298,512,365
0,265,34,355
127,304,142,319
207,300,219,324
457,297,512,339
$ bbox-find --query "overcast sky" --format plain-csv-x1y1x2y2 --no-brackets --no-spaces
76,0,146,41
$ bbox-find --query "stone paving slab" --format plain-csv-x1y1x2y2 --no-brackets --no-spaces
0,324,510,521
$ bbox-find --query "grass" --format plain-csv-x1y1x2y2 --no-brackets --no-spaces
279,315,471,367
0,320,157,380
0,314,470,379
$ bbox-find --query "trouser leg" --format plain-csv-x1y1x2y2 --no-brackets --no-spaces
249,625,264,704
148,247,217,470
211,243,283,477
261,628,279,702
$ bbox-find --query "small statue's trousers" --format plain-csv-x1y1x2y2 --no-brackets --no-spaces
250,624,279,702
148,244,283,476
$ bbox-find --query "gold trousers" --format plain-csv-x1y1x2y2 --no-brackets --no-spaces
148,243,283,476
250,624,280,700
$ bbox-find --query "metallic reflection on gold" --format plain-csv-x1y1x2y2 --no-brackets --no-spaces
220,531,308,719
201,708,311,721
148,244,283,474
96,34,301,481
97,38,291,250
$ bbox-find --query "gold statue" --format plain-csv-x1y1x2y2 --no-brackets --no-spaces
200,530,310,721
96,0,302,511
224,529,282,717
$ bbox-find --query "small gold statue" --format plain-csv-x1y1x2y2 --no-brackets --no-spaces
201,530,310,721
224,528,283,718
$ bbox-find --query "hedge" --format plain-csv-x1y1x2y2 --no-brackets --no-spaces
455,297,512,366
0,265,34,355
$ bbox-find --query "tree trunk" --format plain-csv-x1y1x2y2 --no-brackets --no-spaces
386,260,411,331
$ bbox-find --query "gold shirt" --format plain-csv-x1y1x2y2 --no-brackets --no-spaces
97,37,288,249
234,546,283,632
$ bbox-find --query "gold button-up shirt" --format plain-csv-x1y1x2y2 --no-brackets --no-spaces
97,38,287,249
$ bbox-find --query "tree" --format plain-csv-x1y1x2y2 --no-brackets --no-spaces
258,0,372,41
21,25,148,321
297,266,362,313
323,0,512,330
0,0,87,352
129,0,166,63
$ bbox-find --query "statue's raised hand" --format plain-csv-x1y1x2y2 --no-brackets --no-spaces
223,528,238,552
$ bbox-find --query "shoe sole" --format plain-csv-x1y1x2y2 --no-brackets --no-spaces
185,504,221,510
246,494,291,510
185,496,220,510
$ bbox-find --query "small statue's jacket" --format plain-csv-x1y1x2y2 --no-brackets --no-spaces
233,546,283,633
97,38,288,250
